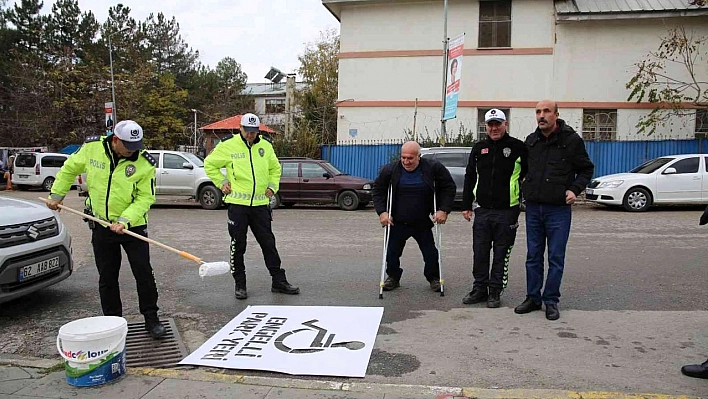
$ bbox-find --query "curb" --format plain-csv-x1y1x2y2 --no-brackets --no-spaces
0,358,699,399
127,367,700,399
0,356,61,370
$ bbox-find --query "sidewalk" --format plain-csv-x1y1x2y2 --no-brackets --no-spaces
0,358,700,399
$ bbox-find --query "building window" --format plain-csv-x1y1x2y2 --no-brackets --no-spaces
582,109,617,141
696,109,708,138
477,108,510,141
265,98,285,114
479,0,511,48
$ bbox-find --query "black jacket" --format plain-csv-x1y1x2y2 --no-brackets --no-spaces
522,119,594,205
462,133,527,210
372,157,456,215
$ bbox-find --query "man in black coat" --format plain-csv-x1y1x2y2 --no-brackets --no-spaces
372,141,456,292
514,100,594,321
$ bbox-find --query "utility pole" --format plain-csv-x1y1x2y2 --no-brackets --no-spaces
439,0,449,147
413,98,418,142
285,74,295,139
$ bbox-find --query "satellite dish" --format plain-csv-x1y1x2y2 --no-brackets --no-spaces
264,67,284,83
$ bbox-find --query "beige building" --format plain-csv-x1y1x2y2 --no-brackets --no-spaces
242,79,307,134
323,0,708,143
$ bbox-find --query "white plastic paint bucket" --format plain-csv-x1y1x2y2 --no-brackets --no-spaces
56,316,128,387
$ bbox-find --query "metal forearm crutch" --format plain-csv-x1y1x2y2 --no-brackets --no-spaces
379,184,393,299
433,187,445,297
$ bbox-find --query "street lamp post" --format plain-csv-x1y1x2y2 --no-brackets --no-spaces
106,28,129,127
190,109,198,148
108,34,117,126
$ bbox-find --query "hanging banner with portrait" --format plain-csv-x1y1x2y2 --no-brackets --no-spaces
443,33,465,121
179,306,384,377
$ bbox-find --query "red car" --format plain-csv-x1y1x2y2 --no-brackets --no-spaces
273,158,373,211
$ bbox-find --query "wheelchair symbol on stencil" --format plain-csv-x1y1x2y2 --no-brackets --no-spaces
274,319,366,354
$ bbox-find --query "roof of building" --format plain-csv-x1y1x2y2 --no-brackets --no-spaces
242,82,308,97
201,115,276,133
555,0,708,20
322,0,707,21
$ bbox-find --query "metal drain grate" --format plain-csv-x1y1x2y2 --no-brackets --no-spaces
125,318,189,368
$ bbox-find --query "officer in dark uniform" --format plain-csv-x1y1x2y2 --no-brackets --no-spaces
47,120,166,339
461,109,527,308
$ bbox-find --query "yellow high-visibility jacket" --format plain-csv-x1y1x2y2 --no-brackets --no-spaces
204,134,280,206
50,135,156,227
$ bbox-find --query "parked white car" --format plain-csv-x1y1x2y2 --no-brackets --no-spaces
12,152,79,191
0,196,73,304
78,150,223,210
586,154,708,212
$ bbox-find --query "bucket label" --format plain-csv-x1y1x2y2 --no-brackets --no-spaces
65,349,126,387
63,349,109,361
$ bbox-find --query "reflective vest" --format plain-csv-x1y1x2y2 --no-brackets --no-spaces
50,136,156,227
204,134,280,206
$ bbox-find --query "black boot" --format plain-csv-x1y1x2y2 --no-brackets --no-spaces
681,359,708,379
382,277,400,291
429,279,441,292
462,287,487,304
235,283,247,300
514,297,542,314
487,288,501,308
144,313,167,339
272,280,300,295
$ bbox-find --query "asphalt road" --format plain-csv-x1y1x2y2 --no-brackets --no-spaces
1,189,707,396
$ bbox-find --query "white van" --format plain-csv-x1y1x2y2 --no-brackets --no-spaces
12,152,77,191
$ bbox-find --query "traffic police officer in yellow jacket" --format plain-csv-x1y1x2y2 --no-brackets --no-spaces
204,113,299,299
46,120,167,338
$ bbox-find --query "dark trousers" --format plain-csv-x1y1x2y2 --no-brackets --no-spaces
91,225,159,317
386,221,439,282
524,202,572,305
227,204,286,287
472,207,519,291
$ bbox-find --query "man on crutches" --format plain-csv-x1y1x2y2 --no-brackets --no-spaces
373,141,456,295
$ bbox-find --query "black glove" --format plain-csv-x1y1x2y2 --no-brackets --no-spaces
700,205,708,226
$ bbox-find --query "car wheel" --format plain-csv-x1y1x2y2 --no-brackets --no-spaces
270,193,281,209
623,187,651,212
338,190,359,211
199,185,222,210
42,177,55,191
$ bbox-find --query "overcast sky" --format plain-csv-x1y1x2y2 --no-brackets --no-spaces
23,0,339,83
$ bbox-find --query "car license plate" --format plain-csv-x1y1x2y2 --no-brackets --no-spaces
18,174,29,178
18,257,60,282
585,189,594,195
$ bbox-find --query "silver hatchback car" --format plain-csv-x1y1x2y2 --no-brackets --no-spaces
0,196,73,304
420,147,471,202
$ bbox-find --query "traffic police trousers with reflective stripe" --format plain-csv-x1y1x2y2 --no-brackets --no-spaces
472,206,520,291
227,204,286,287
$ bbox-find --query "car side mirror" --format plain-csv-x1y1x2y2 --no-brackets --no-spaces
182,162,194,170
663,167,677,175
323,172,331,179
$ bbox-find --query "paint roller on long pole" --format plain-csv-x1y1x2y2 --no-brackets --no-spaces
38,197,229,277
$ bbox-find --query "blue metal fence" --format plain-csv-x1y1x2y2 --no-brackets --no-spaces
321,140,708,180
321,143,402,180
